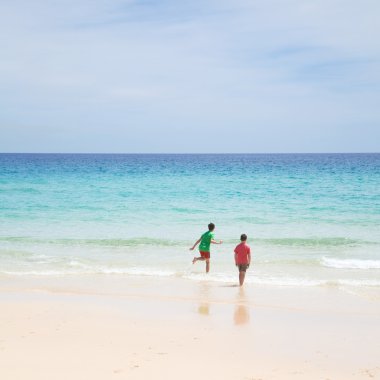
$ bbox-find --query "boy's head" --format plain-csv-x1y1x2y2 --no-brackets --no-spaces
208,223,215,231
240,234,247,242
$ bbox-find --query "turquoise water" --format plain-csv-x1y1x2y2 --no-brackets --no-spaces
1,153,379,289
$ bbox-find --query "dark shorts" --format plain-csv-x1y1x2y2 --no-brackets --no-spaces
237,264,249,272
200,251,210,259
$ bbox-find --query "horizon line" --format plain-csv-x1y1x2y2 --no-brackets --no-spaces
0,152,379,155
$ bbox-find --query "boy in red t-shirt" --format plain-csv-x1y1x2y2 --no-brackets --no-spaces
234,234,251,286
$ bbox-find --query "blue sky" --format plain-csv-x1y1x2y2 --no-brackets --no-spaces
0,0,379,153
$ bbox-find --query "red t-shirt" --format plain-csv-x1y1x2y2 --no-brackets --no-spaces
234,242,251,264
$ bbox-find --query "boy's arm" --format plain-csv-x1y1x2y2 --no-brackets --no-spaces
234,252,238,266
248,253,251,266
189,238,201,250
211,239,223,244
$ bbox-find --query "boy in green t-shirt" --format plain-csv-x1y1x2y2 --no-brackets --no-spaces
190,223,223,273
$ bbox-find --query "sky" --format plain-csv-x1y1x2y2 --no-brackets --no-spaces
0,0,379,153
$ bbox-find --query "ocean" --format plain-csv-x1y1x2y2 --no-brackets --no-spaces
1,153,379,291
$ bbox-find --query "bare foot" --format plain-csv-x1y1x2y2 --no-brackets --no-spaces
192,257,197,264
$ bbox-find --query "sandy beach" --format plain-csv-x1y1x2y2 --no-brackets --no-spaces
1,276,379,380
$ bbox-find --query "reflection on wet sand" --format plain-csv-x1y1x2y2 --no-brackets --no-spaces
198,303,210,315
234,288,250,325
195,283,250,324
197,282,211,316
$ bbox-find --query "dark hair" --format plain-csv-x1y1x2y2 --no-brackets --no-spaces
208,223,215,231
240,234,247,241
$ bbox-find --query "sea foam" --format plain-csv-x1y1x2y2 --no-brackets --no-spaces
322,257,380,269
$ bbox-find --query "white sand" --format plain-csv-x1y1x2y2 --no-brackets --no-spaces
1,276,379,379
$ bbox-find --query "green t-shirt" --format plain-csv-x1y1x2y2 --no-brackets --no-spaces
199,231,214,252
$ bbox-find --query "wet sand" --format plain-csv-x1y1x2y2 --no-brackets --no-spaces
1,276,379,379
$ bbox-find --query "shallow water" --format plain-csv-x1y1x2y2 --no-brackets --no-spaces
1,153,379,292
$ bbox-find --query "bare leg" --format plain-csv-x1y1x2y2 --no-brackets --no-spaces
239,271,246,286
205,259,210,273
192,257,209,273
